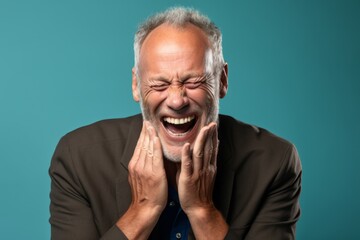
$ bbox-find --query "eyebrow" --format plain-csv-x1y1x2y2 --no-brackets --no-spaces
148,76,170,82
149,72,205,83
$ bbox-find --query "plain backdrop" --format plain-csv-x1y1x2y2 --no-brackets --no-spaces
0,0,359,239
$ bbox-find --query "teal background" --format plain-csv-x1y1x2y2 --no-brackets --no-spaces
0,0,359,239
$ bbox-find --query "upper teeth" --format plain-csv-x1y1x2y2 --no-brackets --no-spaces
164,116,195,125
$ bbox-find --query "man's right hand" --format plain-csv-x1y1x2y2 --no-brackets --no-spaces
116,121,168,240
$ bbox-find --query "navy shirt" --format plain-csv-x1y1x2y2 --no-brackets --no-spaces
149,187,191,239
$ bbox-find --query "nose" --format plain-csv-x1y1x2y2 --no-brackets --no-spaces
165,85,189,111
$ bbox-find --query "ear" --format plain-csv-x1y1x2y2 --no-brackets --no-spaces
132,67,140,102
219,63,228,98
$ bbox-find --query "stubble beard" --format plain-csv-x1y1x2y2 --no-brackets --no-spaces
139,96,219,163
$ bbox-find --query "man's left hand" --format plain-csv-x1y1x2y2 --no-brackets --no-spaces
177,122,228,239
177,122,218,214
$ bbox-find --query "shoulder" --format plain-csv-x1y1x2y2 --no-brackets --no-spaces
218,114,300,173
50,114,143,183
219,114,293,152
61,114,143,149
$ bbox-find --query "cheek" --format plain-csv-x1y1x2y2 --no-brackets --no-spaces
141,84,153,101
199,83,217,103
141,86,166,111
187,86,215,108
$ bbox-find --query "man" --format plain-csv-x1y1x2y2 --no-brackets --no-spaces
49,7,301,240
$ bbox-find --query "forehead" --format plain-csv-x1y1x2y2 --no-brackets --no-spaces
141,24,209,58
138,23,210,75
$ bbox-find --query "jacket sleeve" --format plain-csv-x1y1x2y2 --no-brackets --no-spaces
225,144,302,240
49,136,128,240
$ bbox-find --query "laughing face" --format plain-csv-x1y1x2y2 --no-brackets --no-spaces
132,23,227,162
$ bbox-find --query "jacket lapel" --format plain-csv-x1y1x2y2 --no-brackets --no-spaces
213,116,235,220
116,115,142,215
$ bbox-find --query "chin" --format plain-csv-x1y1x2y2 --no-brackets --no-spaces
162,146,182,163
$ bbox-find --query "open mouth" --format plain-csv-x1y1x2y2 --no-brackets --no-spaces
162,115,196,136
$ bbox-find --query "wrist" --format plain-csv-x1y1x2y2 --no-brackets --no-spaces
116,204,163,240
185,205,229,240
184,204,217,221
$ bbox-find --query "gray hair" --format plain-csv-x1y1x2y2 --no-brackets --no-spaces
134,7,225,77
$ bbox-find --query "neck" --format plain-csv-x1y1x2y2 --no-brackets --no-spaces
164,159,181,190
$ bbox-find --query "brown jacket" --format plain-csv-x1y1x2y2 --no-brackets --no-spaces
49,114,301,239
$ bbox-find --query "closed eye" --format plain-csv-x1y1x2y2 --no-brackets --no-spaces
184,74,209,89
184,80,203,89
151,83,169,91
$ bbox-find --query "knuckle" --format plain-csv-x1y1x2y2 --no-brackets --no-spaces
134,163,143,172
128,162,135,172
194,151,204,158
209,166,217,174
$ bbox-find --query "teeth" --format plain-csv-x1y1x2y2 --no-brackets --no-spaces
164,116,195,125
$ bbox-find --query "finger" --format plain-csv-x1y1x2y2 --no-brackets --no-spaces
181,142,192,177
152,136,164,171
145,123,163,170
129,121,146,168
192,126,210,174
211,125,219,166
144,126,154,171
138,121,150,169
203,124,215,170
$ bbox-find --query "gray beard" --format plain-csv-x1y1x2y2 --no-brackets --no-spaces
138,93,219,163
163,147,182,163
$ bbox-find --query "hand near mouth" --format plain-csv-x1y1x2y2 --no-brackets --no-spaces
117,121,228,239
117,121,168,240
177,122,229,239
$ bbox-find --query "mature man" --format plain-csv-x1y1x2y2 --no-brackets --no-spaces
49,7,301,240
